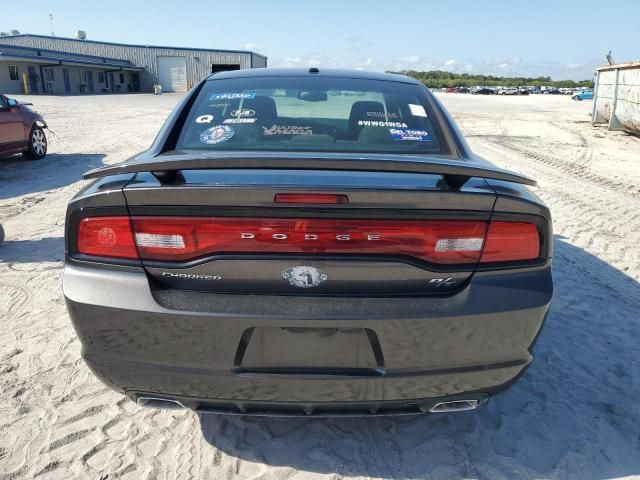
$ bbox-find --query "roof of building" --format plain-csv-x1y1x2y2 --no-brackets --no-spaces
206,67,421,84
597,60,640,71
0,34,267,59
0,43,134,65
0,49,143,71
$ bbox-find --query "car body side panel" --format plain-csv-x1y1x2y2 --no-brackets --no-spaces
0,95,47,156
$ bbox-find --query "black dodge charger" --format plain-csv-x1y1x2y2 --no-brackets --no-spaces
64,68,552,416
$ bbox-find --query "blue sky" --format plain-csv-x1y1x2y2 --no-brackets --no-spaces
3,0,639,80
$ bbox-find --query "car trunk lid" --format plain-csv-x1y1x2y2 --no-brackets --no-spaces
122,168,497,295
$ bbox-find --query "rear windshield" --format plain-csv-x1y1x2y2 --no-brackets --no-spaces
176,76,450,155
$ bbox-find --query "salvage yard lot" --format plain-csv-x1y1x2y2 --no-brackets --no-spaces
1,93,639,479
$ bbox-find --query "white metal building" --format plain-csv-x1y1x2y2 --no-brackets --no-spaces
0,34,267,95
592,61,640,135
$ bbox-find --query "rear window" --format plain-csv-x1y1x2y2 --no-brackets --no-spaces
176,76,450,155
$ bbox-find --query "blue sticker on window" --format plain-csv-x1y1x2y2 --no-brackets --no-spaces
389,128,431,142
200,125,234,144
209,92,256,100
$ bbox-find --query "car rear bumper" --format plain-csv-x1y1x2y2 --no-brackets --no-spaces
63,260,552,415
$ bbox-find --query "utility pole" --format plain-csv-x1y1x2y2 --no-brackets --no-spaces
49,14,55,36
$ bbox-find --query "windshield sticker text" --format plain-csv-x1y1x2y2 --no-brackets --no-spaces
262,125,313,136
389,128,431,141
224,118,256,124
209,92,256,100
195,114,214,124
366,111,399,119
200,125,235,144
358,120,408,128
230,109,255,117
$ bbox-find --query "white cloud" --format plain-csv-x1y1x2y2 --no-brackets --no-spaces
444,58,456,67
401,54,421,64
243,42,256,49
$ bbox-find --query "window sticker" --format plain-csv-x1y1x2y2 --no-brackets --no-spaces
224,118,256,124
358,120,408,128
209,92,256,100
366,111,399,119
195,114,214,124
389,128,431,141
263,125,313,136
208,103,230,108
408,104,428,117
200,125,235,144
230,109,255,117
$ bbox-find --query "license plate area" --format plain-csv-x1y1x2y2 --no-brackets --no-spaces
234,327,384,375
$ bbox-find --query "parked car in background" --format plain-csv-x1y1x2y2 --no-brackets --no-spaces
471,87,495,95
64,68,552,417
572,89,594,101
542,89,561,95
499,88,519,95
0,94,48,160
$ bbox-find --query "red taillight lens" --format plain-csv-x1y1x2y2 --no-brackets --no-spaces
77,216,138,259
75,216,541,265
130,217,487,263
480,221,540,263
274,193,348,204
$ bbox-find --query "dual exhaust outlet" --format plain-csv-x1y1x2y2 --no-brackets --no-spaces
136,396,484,414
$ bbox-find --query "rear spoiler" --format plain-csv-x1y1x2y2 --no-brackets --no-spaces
83,152,536,188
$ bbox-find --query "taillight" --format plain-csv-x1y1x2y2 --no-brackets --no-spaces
130,217,487,263
77,216,138,259
75,216,541,265
480,221,539,263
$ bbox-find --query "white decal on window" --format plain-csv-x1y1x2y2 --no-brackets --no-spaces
409,104,427,117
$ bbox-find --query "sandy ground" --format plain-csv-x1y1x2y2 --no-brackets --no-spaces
0,92,639,480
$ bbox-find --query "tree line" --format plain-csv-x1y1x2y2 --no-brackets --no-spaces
390,70,594,89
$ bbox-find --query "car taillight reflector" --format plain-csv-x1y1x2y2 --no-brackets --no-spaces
129,217,488,263
480,221,539,262
77,216,138,259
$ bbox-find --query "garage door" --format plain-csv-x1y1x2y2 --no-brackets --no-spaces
157,56,187,93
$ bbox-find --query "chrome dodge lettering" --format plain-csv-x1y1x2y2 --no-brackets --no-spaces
239,232,382,241
161,272,222,281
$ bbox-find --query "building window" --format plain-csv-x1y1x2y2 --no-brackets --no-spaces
80,71,90,83
98,72,105,83
44,68,55,82
8,65,19,80
119,73,124,83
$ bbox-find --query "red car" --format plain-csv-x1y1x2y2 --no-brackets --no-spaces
0,94,48,160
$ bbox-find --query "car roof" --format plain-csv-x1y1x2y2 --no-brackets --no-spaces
206,68,422,85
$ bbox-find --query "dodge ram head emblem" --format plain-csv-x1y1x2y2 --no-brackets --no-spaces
281,266,328,288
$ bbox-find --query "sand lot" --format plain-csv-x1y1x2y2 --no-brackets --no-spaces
1,92,639,480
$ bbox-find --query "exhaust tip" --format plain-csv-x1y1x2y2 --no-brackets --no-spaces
136,396,186,410
428,399,481,413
